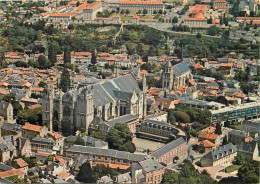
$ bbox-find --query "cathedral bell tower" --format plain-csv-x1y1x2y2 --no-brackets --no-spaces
42,84,54,132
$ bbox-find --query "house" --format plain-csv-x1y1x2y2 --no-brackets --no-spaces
14,158,28,173
97,176,113,184
198,132,221,146
115,172,132,183
241,120,259,138
68,135,108,149
0,136,16,163
132,159,164,184
151,137,187,165
196,140,215,153
16,137,32,158
201,143,237,167
1,123,23,139
0,169,25,181
35,152,50,164
22,123,48,139
71,51,92,66
238,141,259,160
0,102,13,122
75,2,103,20
31,137,55,153
48,132,64,154
228,129,249,145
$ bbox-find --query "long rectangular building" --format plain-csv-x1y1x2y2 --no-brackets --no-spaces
211,101,260,123
65,145,146,166
119,1,164,15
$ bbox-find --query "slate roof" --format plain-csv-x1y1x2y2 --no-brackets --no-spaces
238,141,258,154
172,62,190,77
66,145,146,161
152,137,186,158
0,162,14,171
138,159,164,173
241,120,260,133
203,143,237,161
1,123,23,132
31,137,54,145
229,129,247,138
106,114,138,127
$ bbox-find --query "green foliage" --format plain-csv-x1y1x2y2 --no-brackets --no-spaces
237,160,259,184
48,43,58,66
215,123,222,135
38,55,47,69
207,25,221,36
162,160,216,184
142,29,162,45
106,123,136,153
1,94,22,116
233,152,246,165
63,46,71,64
143,9,148,14
59,68,70,92
90,130,105,140
17,107,42,125
173,111,190,123
38,81,47,88
76,162,95,183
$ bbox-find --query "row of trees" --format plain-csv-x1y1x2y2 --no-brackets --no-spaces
162,160,216,184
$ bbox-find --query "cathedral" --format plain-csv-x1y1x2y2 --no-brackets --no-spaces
41,74,147,135
161,61,192,90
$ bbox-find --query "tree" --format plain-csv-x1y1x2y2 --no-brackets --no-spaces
207,25,220,36
125,9,130,15
106,123,136,153
237,161,259,184
120,9,125,14
158,9,163,14
143,9,148,15
215,123,222,135
137,10,142,14
196,33,202,38
63,46,71,64
161,170,178,184
38,81,47,88
173,111,190,123
59,69,70,92
48,43,57,66
233,153,245,165
136,43,143,55
17,107,42,125
38,55,47,69
172,16,178,23
76,162,95,183
222,135,228,145
153,10,157,14
91,51,97,65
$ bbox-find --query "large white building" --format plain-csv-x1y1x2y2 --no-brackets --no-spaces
119,1,164,15
75,2,103,20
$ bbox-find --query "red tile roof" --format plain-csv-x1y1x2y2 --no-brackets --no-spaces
14,158,28,168
120,1,163,4
0,169,24,178
22,123,43,132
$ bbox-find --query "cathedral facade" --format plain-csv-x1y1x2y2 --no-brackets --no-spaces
162,61,192,90
42,74,147,135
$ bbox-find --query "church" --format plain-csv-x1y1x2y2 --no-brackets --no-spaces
41,74,147,135
161,61,192,90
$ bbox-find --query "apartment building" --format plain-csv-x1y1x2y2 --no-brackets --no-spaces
48,12,78,22
211,101,260,123
71,51,92,65
119,1,164,15
213,0,229,10
151,137,187,165
75,2,103,20
65,145,146,166
201,143,237,167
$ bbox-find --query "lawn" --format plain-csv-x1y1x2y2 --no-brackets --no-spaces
225,165,241,173
121,16,132,22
